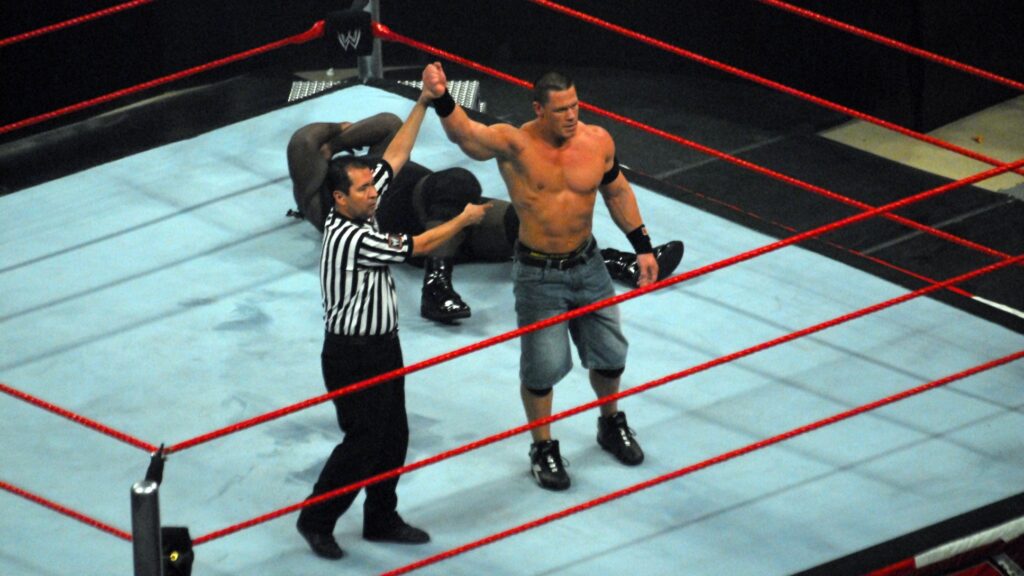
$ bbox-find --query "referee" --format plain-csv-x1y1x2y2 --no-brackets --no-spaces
296,82,490,560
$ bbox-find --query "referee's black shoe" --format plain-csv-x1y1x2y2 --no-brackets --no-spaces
529,439,571,491
421,257,471,323
296,521,345,560
363,513,430,544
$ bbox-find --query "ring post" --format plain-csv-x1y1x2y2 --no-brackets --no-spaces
131,479,163,576
357,0,383,80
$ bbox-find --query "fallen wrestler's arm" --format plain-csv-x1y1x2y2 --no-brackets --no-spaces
325,112,402,157
286,113,402,170
286,113,405,231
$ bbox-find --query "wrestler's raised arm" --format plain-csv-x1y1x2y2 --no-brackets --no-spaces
422,62,519,161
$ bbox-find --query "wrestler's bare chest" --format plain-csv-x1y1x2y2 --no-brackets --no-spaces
517,140,604,199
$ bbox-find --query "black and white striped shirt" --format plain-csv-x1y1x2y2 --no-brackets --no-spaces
320,160,414,336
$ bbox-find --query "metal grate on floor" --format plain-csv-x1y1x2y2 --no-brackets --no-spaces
289,79,483,111
288,80,347,103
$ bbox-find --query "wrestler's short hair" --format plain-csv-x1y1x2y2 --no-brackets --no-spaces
532,71,574,105
326,156,372,195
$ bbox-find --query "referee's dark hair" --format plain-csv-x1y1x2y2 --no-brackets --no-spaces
326,156,373,195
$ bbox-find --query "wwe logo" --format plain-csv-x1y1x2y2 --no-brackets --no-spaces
336,29,362,51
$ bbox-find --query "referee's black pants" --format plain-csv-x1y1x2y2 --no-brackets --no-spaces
298,331,408,534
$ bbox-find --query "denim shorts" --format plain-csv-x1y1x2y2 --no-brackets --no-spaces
512,240,628,390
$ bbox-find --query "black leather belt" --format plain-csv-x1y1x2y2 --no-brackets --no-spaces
515,238,596,271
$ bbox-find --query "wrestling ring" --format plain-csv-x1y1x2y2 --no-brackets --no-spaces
1,1,1023,574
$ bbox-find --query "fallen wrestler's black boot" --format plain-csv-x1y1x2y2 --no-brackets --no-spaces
654,240,685,281
601,247,637,285
421,257,471,323
601,240,685,288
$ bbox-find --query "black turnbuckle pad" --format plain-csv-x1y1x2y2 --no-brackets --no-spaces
324,10,374,68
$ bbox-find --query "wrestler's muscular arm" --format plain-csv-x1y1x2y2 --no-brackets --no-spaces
596,132,659,287
422,62,520,161
286,122,342,207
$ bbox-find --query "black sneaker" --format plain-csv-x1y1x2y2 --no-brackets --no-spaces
297,521,345,560
597,412,644,466
363,513,430,544
529,439,571,491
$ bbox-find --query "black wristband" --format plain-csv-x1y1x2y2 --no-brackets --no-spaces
626,225,653,254
433,90,456,118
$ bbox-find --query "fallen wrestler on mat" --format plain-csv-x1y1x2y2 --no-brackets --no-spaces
286,111,684,324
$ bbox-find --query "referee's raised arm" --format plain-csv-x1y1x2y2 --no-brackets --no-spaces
381,78,439,176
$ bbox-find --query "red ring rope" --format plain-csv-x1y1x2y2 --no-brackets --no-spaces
0,479,132,541
753,0,1024,92
2,11,1015,565
168,152,1024,455
372,23,1019,269
635,172,980,303
0,17,999,528
0,0,156,48
3,14,1016,273
4,10,1015,557
0,381,157,452
0,21,325,136
523,0,1024,177
190,251,1022,546
583,105,1018,263
383,348,1024,575
1,20,1012,466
